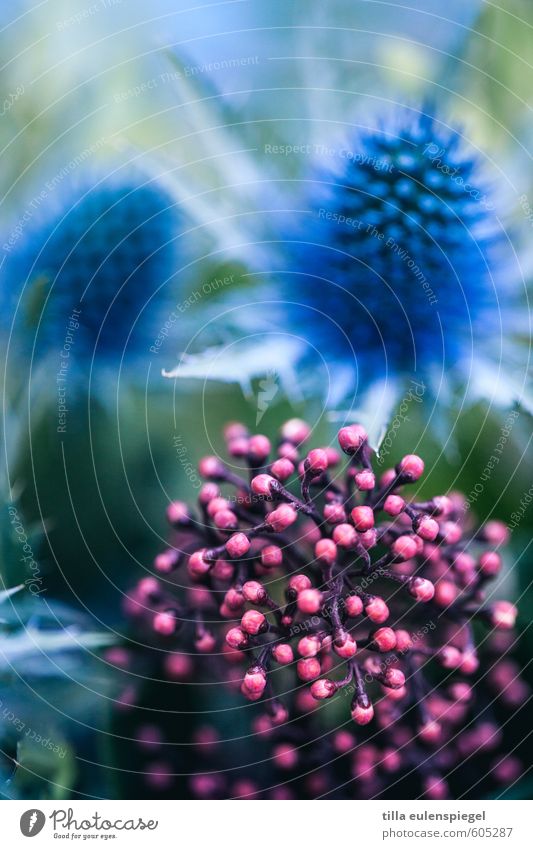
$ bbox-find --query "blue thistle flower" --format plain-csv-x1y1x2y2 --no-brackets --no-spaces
3,174,180,371
280,110,514,390
168,107,527,433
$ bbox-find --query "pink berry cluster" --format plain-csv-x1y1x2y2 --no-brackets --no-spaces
124,419,527,798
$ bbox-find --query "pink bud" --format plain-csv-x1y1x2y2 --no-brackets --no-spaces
225,533,251,559
195,631,216,652
383,495,405,516
365,597,389,624
310,678,336,699
334,634,357,658
433,580,458,608
281,418,310,445
333,730,355,753
298,635,322,657
438,646,463,669
351,702,374,725
243,667,267,695
206,496,229,518
270,458,294,481
333,523,358,548
248,434,271,462
392,535,418,561
223,587,245,611
198,483,220,506
372,627,397,652
297,657,322,681
416,515,439,541
418,720,442,744
350,505,375,531
273,643,294,664
251,474,277,497
344,595,364,617
409,577,435,602
424,775,448,799
395,629,413,652
397,454,424,481
273,742,298,770
338,424,367,455
153,611,176,636
354,469,375,491
261,545,283,568
188,550,212,579
241,609,267,635
224,421,248,441
266,504,298,532
323,503,346,524
360,528,378,549
213,509,238,530
199,455,226,479
382,668,406,689
164,653,193,680
479,551,502,576
483,520,509,546
154,549,179,574
305,448,328,473
314,538,338,565
489,601,517,630
242,581,267,604
289,573,311,593
297,588,322,614
226,627,248,649
166,501,190,526
460,650,479,675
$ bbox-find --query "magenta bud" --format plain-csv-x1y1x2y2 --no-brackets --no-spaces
251,473,277,497
241,609,267,635
310,678,336,700
297,588,322,614
305,448,328,473
226,627,248,649
261,545,283,568
273,643,294,664
332,523,358,548
298,657,321,681
266,504,298,532
281,418,310,445
365,596,389,624
371,627,397,652
225,532,251,559
198,455,226,480
242,581,267,604
338,424,367,455
409,577,435,602
392,535,419,561
415,515,439,541
383,495,405,516
314,538,338,565
248,434,271,462
397,454,424,481
354,469,375,491
351,505,375,531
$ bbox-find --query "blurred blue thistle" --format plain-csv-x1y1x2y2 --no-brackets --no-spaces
167,107,528,434
3,174,180,377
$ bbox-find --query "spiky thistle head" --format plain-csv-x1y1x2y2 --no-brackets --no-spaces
3,174,179,369
280,109,514,386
